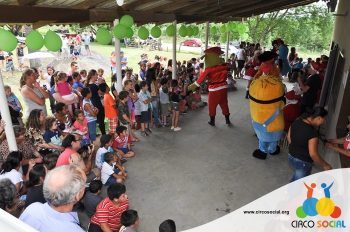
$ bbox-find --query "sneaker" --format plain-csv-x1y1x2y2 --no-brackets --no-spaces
141,131,149,137
173,127,182,132
146,128,152,133
171,126,174,130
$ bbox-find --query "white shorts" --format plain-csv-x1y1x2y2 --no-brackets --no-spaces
62,93,78,103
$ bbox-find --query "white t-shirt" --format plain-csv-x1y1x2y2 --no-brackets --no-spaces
0,169,23,186
134,99,141,116
236,48,245,61
101,162,114,184
95,147,108,169
138,91,151,112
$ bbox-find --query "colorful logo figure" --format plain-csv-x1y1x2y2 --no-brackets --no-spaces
296,182,342,219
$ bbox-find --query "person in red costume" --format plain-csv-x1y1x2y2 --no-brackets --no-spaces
188,47,231,126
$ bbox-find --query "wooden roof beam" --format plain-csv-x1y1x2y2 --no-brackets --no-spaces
72,0,109,10
16,0,38,6
0,5,89,23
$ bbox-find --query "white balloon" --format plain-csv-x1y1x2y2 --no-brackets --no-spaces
116,0,124,6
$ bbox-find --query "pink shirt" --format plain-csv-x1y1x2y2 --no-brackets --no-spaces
56,82,72,96
73,119,88,134
56,148,75,167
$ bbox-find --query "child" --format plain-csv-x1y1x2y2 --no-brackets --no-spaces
72,109,90,146
138,81,152,136
83,179,103,218
99,83,118,136
159,219,176,232
89,183,129,232
113,126,135,158
101,152,126,185
80,69,87,84
118,90,133,133
169,80,181,131
120,210,140,232
43,117,63,153
5,52,15,78
97,68,105,84
55,72,79,116
134,84,141,130
5,85,23,126
82,87,99,143
159,78,170,127
96,134,114,169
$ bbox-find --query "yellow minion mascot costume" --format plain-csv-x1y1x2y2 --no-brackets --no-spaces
249,51,285,159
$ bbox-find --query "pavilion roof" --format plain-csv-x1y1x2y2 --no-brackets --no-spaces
0,0,317,27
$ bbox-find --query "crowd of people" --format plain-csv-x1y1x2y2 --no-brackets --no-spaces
0,37,349,231
0,48,212,231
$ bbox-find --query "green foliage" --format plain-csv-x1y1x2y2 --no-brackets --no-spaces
246,3,334,52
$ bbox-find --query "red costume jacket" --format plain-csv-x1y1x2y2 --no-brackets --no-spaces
195,64,228,92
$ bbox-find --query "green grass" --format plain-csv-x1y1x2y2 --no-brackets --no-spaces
89,42,200,71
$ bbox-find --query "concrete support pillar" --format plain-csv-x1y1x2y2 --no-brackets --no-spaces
225,31,230,61
0,71,17,151
205,21,209,49
172,20,177,80
114,19,123,92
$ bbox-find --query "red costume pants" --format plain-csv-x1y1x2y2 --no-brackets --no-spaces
208,88,230,117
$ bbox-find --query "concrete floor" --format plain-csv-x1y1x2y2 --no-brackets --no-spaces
79,80,292,232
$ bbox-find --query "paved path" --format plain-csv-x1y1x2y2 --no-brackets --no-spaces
123,79,291,232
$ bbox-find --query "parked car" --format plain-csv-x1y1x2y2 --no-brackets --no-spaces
181,39,202,47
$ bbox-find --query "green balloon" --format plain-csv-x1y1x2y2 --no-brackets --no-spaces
0,29,17,52
96,28,112,45
151,26,161,38
26,30,44,51
138,26,149,40
179,25,187,37
220,24,227,33
240,33,249,41
166,25,175,37
187,26,194,37
120,15,134,27
125,27,134,38
237,24,247,35
210,26,217,34
192,26,199,36
113,24,127,39
44,31,62,52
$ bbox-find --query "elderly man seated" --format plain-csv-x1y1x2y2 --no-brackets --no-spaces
19,165,86,232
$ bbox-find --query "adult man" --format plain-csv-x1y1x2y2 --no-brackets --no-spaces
16,43,25,71
83,33,91,56
298,64,321,113
20,165,86,232
68,61,79,76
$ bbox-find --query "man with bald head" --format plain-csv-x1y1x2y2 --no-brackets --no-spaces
20,165,86,232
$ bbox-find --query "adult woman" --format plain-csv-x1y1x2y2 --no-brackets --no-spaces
287,107,332,182
25,164,46,207
56,134,82,167
26,109,63,155
20,69,49,119
86,69,105,135
326,122,350,159
277,39,291,76
54,103,73,131
0,125,42,168
0,179,25,218
288,47,298,65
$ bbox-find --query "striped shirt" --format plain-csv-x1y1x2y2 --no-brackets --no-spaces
90,197,129,232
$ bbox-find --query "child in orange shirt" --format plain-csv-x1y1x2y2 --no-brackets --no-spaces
99,83,118,136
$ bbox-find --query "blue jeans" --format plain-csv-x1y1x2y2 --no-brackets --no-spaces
151,97,160,126
288,154,312,182
87,121,97,142
259,140,278,154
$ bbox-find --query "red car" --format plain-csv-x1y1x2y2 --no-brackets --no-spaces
181,39,202,47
